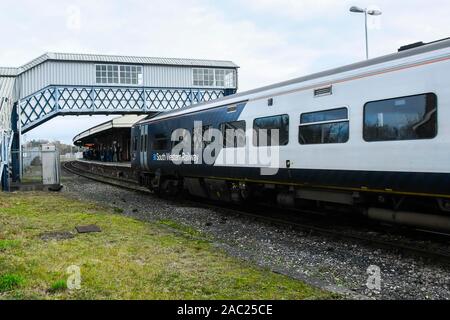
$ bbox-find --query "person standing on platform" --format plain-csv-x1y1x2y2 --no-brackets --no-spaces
117,143,122,162
113,143,118,162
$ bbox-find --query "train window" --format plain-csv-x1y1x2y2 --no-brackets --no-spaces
220,121,246,148
172,130,188,146
253,115,289,147
152,134,170,151
196,125,216,157
201,125,213,148
299,108,349,145
191,125,214,153
363,93,437,142
301,108,347,124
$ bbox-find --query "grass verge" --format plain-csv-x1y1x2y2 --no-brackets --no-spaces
0,192,336,300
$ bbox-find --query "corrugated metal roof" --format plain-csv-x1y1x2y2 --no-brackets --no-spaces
0,76,16,131
0,77,15,101
16,52,238,75
0,67,18,77
73,115,148,143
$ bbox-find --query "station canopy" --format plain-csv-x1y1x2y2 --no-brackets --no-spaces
73,114,147,146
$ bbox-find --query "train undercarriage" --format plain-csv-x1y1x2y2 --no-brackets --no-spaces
138,170,450,233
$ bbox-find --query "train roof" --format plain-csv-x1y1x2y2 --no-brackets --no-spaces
136,37,450,126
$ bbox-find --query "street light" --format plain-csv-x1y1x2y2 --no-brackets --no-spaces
350,6,382,59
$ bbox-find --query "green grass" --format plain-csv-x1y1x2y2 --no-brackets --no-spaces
49,280,67,293
0,240,20,250
157,219,205,238
20,177,43,184
0,192,336,300
0,274,24,292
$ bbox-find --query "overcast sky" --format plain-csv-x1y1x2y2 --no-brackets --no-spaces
0,0,448,144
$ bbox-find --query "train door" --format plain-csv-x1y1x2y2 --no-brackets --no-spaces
144,125,149,170
139,125,148,170
130,127,139,165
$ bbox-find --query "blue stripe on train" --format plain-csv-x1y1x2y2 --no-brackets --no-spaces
133,101,247,169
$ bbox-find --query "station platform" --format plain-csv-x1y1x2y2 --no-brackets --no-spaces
73,159,137,182
77,159,131,168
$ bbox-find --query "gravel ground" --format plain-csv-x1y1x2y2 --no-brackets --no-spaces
61,172,450,300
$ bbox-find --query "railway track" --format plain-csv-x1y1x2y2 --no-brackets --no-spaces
62,160,450,264
63,161,150,193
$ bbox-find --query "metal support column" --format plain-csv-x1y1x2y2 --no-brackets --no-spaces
11,102,20,182
1,163,8,191
1,132,9,191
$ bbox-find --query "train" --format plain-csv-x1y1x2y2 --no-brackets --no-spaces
131,38,450,232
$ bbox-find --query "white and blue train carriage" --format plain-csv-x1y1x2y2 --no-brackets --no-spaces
132,38,450,231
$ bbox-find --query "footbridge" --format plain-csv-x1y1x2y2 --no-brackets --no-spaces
0,52,239,189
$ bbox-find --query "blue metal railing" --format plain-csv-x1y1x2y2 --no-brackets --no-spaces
20,85,232,133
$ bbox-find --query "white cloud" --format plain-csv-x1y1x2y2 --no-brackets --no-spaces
239,0,351,20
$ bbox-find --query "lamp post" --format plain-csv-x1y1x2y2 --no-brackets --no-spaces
350,6,382,59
